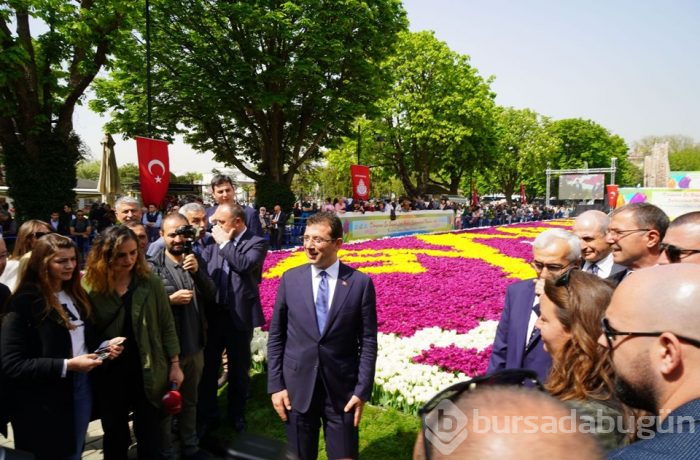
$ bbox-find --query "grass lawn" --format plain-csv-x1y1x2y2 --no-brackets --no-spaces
212,371,421,459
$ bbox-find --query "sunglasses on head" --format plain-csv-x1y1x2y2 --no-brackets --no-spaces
418,369,543,459
29,231,52,239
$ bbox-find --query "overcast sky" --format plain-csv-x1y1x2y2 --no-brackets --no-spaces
73,0,700,174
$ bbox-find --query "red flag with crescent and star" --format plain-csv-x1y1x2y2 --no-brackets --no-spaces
135,136,170,207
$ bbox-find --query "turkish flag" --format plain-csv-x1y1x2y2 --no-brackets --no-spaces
520,183,527,205
471,185,478,207
136,136,170,207
606,184,619,209
350,165,371,201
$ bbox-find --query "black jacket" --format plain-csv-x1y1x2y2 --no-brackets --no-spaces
148,248,216,353
0,289,96,455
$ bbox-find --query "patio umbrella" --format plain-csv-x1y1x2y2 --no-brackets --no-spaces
98,133,121,205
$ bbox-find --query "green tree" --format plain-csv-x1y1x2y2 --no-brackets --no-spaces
91,0,408,211
670,148,700,171
118,163,140,189
374,31,497,198
485,107,559,204
76,160,101,181
0,0,139,220
547,118,638,188
633,134,697,155
176,171,203,184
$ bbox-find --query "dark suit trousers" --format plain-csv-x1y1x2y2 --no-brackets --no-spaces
286,376,358,460
270,227,283,250
198,310,253,428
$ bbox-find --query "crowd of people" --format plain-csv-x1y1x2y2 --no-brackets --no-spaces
0,172,699,460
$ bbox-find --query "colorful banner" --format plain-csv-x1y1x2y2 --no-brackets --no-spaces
617,188,700,219
338,210,455,242
668,171,700,189
350,164,371,201
136,136,170,207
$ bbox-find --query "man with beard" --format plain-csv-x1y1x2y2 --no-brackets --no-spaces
605,203,668,283
599,264,700,459
149,213,216,459
573,210,626,281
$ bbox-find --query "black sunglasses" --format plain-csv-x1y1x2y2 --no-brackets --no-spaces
659,242,700,263
600,318,700,349
418,369,543,459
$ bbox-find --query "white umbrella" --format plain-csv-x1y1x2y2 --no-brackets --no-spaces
98,133,121,205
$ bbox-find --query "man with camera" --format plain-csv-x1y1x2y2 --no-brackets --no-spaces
149,213,216,460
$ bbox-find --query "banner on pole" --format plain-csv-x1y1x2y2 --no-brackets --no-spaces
136,136,170,207
520,183,527,205
351,165,371,201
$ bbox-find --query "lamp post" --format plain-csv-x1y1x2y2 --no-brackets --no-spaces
356,124,362,164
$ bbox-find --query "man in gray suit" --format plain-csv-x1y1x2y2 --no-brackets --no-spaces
573,210,626,281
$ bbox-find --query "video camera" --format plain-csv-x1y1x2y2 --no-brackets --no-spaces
175,224,199,254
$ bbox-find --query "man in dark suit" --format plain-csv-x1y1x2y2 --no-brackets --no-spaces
198,203,268,435
601,264,700,459
204,174,263,237
269,204,287,250
605,202,669,284
267,212,377,460
487,228,582,382
573,210,626,282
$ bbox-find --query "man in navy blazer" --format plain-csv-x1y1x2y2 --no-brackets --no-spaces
487,228,582,382
198,203,268,435
267,212,377,460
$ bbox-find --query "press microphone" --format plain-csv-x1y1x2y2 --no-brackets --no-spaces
162,381,182,415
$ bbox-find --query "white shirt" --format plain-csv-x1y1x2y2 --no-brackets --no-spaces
311,260,340,312
57,291,88,377
525,293,539,349
582,252,615,279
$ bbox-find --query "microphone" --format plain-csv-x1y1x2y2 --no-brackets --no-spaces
162,381,182,415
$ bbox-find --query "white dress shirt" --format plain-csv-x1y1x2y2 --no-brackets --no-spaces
311,259,340,312
583,252,615,279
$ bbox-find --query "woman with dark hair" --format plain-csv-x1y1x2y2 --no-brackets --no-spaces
0,219,53,291
1,234,123,460
536,269,632,450
83,225,182,459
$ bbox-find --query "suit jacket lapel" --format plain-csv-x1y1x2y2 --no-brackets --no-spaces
299,265,320,339
321,262,353,337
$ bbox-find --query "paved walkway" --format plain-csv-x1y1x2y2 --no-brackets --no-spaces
1,420,107,459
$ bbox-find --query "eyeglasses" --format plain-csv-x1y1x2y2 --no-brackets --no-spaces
659,242,700,263
530,260,574,276
600,318,700,350
302,235,335,245
606,228,650,240
418,369,543,460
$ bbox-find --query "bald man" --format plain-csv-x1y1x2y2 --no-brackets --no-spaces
600,264,700,459
414,386,602,459
573,210,626,280
658,211,700,264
